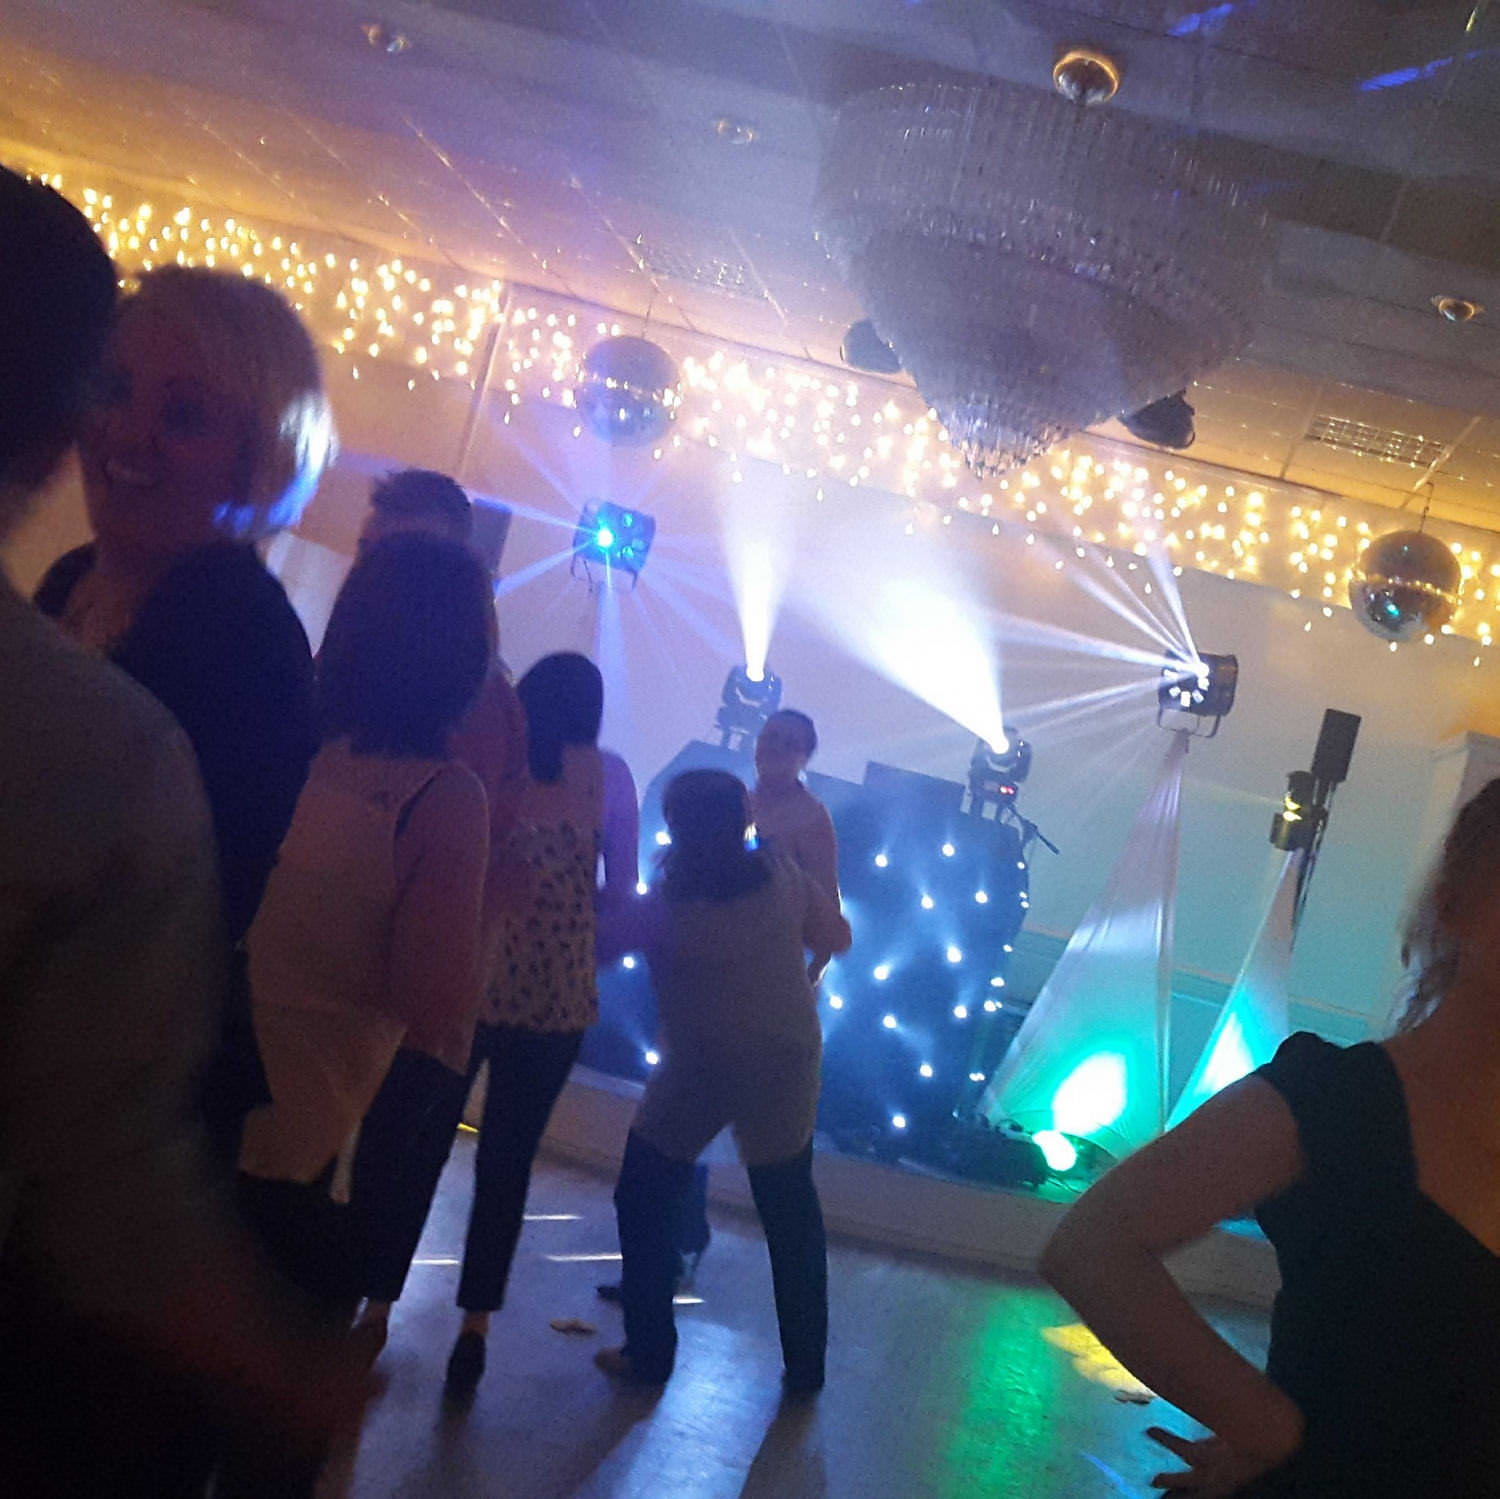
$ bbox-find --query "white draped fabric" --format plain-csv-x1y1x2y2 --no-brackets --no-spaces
1168,850,1299,1130
982,732,1188,1159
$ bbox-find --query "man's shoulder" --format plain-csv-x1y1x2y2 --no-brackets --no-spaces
0,589,204,844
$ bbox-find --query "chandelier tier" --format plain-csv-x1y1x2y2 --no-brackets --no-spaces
815,81,1273,475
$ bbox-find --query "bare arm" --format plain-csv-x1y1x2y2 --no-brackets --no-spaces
599,750,640,905
801,866,852,973
1040,1078,1306,1468
798,799,841,906
390,767,489,1073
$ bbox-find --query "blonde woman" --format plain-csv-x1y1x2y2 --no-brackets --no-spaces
35,265,336,1150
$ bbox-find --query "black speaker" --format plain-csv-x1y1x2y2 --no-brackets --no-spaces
1311,709,1360,785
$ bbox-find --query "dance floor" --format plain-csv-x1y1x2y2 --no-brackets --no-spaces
338,1136,1269,1499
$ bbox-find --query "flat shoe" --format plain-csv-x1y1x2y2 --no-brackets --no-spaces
594,1346,669,1386
444,1330,486,1398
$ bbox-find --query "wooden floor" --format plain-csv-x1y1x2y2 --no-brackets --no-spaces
337,1137,1269,1499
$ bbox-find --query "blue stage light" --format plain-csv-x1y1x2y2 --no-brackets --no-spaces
941,841,956,858
635,880,649,895
952,1004,969,1019
622,955,637,970
644,1048,660,1067
920,894,935,910
882,1012,898,1029
828,994,845,1010
946,945,963,964
573,500,656,582
989,976,1005,988
919,1063,934,1078
654,830,671,847
974,890,989,904
891,1114,908,1131
874,964,891,982
874,853,889,869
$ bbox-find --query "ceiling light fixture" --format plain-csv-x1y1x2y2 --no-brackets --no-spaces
816,82,1270,475
361,22,410,54
712,116,758,146
1432,294,1484,323
1052,48,1122,105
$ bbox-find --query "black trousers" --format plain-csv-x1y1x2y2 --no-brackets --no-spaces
350,1048,470,1303
458,1024,583,1312
674,1163,712,1257
613,1130,827,1384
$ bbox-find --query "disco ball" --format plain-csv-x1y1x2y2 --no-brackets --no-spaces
1348,529,1462,643
574,335,680,445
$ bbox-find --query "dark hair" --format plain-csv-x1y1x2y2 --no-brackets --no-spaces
0,167,116,498
769,708,818,758
319,532,493,757
1399,778,1500,1028
516,652,603,783
370,468,473,542
661,769,772,904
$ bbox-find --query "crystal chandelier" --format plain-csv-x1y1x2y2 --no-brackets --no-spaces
815,82,1272,475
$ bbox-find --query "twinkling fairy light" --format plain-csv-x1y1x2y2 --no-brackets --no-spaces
32,165,1500,655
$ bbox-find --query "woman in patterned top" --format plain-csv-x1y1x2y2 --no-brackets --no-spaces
442,651,638,1397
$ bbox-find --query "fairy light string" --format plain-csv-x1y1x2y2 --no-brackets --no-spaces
36,169,1499,658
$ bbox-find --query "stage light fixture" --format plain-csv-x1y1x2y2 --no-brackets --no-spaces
572,500,656,584
967,731,1033,806
1157,651,1237,735
1033,1129,1079,1173
1270,771,1323,852
715,662,783,751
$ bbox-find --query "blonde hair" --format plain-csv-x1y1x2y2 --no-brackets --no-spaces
125,266,336,539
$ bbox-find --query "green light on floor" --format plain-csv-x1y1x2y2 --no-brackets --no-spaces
1051,1052,1127,1138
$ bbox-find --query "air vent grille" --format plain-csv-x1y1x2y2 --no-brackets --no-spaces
635,240,765,301
1305,414,1446,467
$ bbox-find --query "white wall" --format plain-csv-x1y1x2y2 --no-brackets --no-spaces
15,354,1500,1038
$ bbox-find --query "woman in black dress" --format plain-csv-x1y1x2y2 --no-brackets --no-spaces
35,264,335,1149
1042,782,1500,1496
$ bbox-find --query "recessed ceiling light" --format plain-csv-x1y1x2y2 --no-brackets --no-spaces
712,116,758,146
1432,294,1484,324
361,22,410,54
1052,48,1121,105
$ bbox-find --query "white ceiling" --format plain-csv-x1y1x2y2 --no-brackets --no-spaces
2,0,1499,524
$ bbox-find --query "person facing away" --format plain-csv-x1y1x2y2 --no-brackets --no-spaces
597,768,851,1392
624,706,844,1295
440,651,639,1399
343,467,529,1354
1042,781,1500,1497
354,466,528,841
32,263,336,1153
0,167,365,1496
238,531,493,1251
